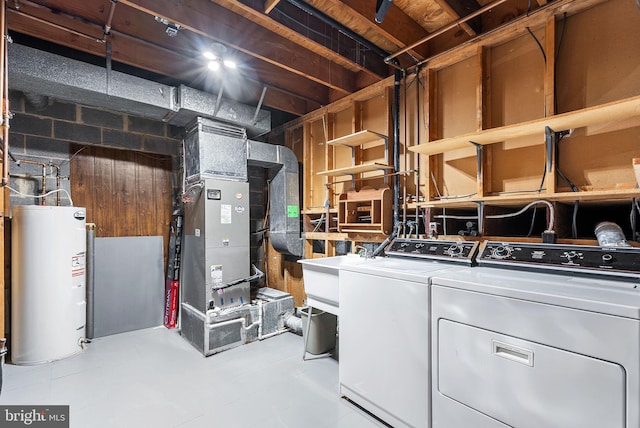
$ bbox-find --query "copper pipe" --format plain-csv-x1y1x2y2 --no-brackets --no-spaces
385,0,509,64
50,163,62,206
15,159,49,205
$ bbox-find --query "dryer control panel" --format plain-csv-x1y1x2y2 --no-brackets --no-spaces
387,239,479,265
479,241,640,278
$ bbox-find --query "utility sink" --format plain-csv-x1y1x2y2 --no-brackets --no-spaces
298,254,371,316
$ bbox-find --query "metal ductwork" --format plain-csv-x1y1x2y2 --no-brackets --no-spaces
168,85,270,138
8,44,270,138
247,140,302,257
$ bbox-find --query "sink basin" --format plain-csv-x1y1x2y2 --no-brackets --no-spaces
298,254,369,316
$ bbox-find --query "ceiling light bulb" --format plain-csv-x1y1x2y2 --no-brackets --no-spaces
223,59,236,69
208,61,220,71
203,51,216,60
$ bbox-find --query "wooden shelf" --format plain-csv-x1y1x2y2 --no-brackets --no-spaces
301,208,338,214
326,130,386,147
317,162,394,177
409,95,640,156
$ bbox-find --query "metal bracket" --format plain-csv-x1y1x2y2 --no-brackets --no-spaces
544,126,554,173
213,82,225,116
252,87,268,125
105,42,112,96
470,141,482,181
475,200,485,236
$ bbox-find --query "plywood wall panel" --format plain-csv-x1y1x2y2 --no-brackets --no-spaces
70,145,95,217
93,147,116,238
361,93,389,135
137,153,157,237
71,146,173,265
307,120,329,210
557,0,640,112
490,31,546,127
558,126,640,190
115,150,139,237
490,143,546,194
438,56,478,138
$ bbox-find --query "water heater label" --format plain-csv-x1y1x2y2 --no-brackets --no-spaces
71,252,86,288
221,204,232,224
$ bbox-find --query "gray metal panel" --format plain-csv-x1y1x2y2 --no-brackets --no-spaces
182,186,207,311
185,118,248,181
204,179,250,308
9,44,177,121
180,303,205,354
181,179,250,311
93,236,165,338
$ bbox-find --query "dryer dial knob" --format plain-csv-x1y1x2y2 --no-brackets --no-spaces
492,245,512,259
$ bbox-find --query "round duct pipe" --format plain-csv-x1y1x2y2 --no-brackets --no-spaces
594,221,630,247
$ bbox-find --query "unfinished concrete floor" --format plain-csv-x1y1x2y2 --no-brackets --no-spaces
1,327,386,427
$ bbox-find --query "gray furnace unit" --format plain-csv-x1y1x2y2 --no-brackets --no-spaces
181,119,251,354
180,117,301,356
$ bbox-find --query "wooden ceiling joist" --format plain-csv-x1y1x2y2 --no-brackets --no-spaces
117,0,358,94
7,8,320,116
212,0,386,80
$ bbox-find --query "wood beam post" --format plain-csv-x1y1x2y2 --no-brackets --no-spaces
544,16,557,195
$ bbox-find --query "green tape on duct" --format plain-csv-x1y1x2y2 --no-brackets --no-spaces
287,205,299,218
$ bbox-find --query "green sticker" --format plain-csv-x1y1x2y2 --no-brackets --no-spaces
287,205,299,218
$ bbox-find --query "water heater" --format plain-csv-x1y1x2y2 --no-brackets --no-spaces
11,205,87,364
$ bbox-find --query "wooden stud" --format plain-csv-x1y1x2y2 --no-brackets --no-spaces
264,0,281,14
544,16,557,195
426,69,443,202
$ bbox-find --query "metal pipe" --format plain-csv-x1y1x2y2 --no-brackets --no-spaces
86,224,96,339
1,0,7,187
252,87,268,124
285,0,389,58
102,0,118,42
392,69,402,228
385,0,509,64
15,159,49,204
50,163,61,206
213,82,225,116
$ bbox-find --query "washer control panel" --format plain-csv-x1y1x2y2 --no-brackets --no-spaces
386,239,479,265
479,241,640,277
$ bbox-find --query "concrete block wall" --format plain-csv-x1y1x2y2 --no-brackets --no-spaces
8,90,183,208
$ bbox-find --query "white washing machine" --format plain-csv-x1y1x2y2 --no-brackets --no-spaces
430,241,640,428
339,239,479,428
